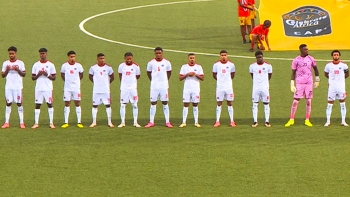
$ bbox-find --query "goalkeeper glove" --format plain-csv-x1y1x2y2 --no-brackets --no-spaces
314,76,320,88
290,80,296,93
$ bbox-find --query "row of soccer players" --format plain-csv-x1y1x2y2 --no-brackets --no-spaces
1,45,348,129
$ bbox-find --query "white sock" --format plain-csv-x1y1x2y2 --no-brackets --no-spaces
228,106,234,122
120,104,126,123
132,103,138,124
163,104,170,123
5,106,11,123
18,106,24,124
92,108,98,123
252,103,258,122
48,107,54,124
34,109,40,124
340,102,346,123
64,106,70,123
182,107,188,123
264,104,270,122
216,105,222,122
76,106,81,123
106,107,112,124
193,106,199,124
150,105,156,123
326,103,333,123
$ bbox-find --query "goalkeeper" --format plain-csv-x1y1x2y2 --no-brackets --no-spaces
285,44,320,127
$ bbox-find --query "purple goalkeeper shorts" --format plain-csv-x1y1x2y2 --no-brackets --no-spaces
294,83,313,99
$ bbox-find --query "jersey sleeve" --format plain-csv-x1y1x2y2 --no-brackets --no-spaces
212,63,217,73
268,64,272,73
2,62,6,73
291,59,297,70
179,65,185,75
79,64,84,73
136,65,141,75
311,56,317,67
166,61,172,71
32,64,37,75
89,66,94,75
50,63,56,74
231,63,236,73
249,64,253,73
324,64,330,73
118,64,123,74
146,62,152,72
108,66,114,75
20,61,26,72
60,64,65,73
198,65,204,75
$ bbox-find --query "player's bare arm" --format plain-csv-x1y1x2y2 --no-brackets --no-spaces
79,72,83,80
313,66,320,77
250,73,253,79
179,73,187,81
136,74,140,80
291,69,296,80
109,73,114,83
345,69,349,78
265,36,271,50
47,73,56,81
167,70,171,80
268,73,272,80
118,73,122,81
231,72,235,79
61,72,65,81
31,71,42,80
324,72,329,79
212,72,217,80
147,71,152,81
89,74,93,82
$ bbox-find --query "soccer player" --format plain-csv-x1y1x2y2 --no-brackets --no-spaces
248,0,256,29
31,48,56,129
179,53,204,128
60,51,84,129
212,50,236,127
117,52,141,128
1,46,26,129
324,50,349,126
249,51,272,127
249,20,271,52
144,47,173,128
285,44,320,127
237,0,252,44
89,53,115,128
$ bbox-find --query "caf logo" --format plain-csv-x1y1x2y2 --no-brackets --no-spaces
282,6,332,37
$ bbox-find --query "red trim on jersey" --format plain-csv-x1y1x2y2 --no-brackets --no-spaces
40,60,48,63
9,59,17,63
68,61,75,65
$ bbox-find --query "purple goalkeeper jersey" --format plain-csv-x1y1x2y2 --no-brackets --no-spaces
292,55,317,84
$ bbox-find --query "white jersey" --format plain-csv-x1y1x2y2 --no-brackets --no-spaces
179,63,204,92
2,59,25,90
89,64,114,93
212,60,235,90
249,61,272,90
147,58,172,90
118,62,140,91
324,61,349,89
60,62,84,92
32,60,56,91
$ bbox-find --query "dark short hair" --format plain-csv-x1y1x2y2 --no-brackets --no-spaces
220,50,227,54
39,48,48,53
255,50,263,57
67,51,76,56
188,53,195,56
154,47,163,52
124,52,133,58
331,50,341,56
8,46,17,52
299,44,307,50
263,20,271,26
97,53,105,57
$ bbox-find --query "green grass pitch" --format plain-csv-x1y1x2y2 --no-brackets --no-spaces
1,0,350,196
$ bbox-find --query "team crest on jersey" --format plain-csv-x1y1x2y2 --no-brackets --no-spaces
226,67,229,69
194,69,197,71
263,68,265,70
103,70,106,72
339,67,341,69
131,69,133,71
46,66,48,68
74,68,77,70
162,65,164,67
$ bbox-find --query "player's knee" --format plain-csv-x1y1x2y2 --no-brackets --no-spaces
16,103,22,107
47,103,53,108
151,101,157,105
217,101,223,106
162,101,168,105
35,104,41,109
192,103,198,107
263,102,269,105
6,102,12,107
105,104,111,108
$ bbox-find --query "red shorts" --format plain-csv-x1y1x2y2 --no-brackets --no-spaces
294,83,313,99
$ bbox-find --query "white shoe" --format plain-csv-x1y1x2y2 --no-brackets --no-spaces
108,123,115,128
179,123,186,128
324,122,331,127
341,122,349,126
118,123,125,128
133,123,141,128
89,123,97,128
194,123,201,128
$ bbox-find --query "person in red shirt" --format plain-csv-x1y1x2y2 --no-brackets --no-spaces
237,0,253,43
249,20,271,52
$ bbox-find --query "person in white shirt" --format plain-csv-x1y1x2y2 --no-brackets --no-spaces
249,50,272,127
145,47,173,128
31,48,56,129
212,50,236,127
178,53,204,128
324,50,349,126
88,53,115,128
117,52,141,128
1,46,26,129
60,51,84,129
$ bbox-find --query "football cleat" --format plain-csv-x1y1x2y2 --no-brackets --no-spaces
31,124,39,129
1,123,9,129
213,121,220,127
251,122,258,127
49,124,56,129
194,123,201,128
179,123,186,128
144,122,154,128
284,119,294,127
324,122,331,127
133,123,141,128
61,123,69,129
108,123,115,128
341,122,349,126
77,123,84,128
265,122,271,127
89,123,97,128
165,122,173,128
19,123,26,129
304,120,313,127
230,121,237,127
118,123,125,128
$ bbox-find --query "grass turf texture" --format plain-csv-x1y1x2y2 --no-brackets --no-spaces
1,0,350,196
